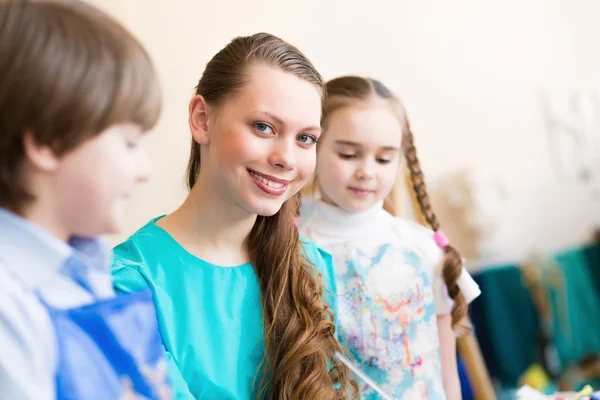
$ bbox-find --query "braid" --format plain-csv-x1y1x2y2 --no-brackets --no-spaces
403,120,469,333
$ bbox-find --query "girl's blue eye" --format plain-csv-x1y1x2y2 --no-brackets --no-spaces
254,123,273,134
297,134,317,146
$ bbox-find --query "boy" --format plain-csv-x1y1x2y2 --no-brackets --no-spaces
0,1,168,398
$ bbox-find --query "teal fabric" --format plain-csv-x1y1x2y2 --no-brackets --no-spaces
111,216,338,400
583,244,600,303
471,248,600,390
549,248,600,366
472,265,540,387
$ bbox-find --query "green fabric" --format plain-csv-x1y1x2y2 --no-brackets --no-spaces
549,248,600,366
111,216,338,400
474,265,540,387
583,244,600,301
473,246,600,390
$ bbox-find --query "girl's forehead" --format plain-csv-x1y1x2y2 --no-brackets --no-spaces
324,106,403,149
223,64,323,131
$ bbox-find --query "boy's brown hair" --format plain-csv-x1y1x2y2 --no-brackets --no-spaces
0,0,162,211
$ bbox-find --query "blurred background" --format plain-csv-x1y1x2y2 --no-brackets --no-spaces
89,0,600,398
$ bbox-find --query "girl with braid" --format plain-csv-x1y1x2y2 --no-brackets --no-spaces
299,76,481,399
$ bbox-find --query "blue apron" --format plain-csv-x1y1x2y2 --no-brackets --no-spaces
39,287,171,399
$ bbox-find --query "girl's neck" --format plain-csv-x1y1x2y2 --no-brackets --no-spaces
302,197,386,239
157,174,257,266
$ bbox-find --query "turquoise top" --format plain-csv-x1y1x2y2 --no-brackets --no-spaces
111,216,338,399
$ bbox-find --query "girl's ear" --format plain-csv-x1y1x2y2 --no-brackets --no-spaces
189,95,212,145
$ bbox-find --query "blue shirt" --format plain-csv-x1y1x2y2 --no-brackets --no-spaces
111,216,338,399
0,208,114,400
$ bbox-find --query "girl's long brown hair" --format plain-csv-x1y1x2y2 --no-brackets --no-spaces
321,76,468,331
188,33,358,399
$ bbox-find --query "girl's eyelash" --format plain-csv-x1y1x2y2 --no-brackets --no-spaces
338,153,393,163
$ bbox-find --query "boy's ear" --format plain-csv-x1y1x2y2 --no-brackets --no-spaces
189,95,211,145
23,132,60,172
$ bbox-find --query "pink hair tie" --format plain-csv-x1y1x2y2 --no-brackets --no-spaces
433,230,450,249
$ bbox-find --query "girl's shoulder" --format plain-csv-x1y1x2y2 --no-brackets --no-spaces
299,236,335,285
391,218,444,270
112,216,171,272
299,236,338,311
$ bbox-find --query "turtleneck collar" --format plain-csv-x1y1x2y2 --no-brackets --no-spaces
300,198,388,239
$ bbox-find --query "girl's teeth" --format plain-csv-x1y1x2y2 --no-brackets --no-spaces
251,171,284,189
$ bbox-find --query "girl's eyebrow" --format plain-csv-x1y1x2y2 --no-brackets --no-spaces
335,140,361,147
256,111,321,132
335,140,399,151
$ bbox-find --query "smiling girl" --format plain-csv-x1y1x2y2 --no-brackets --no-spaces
111,34,358,399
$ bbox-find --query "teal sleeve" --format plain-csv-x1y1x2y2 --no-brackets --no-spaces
111,256,194,399
299,238,339,325
300,239,343,380
316,247,339,320
111,241,154,296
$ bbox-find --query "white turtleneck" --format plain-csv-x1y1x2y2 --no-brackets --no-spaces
299,198,480,311
300,198,452,313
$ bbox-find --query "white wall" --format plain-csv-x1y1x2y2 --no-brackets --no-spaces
90,0,600,266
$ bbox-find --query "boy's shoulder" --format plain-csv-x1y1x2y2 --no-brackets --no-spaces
0,208,114,304
0,262,58,395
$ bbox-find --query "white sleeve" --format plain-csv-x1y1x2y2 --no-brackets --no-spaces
394,219,481,315
0,269,56,400
431,262,481,315
428,249,455,315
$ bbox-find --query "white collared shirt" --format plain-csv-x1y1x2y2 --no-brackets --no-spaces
0,208,114,399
